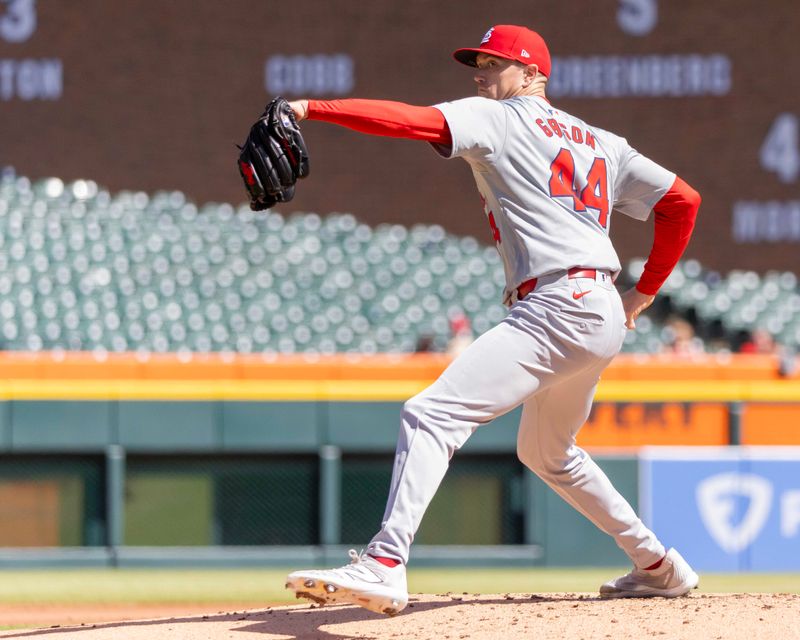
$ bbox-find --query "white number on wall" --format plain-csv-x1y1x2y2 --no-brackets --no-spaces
760,114,800,184
0,0,36,43
617,0,657,36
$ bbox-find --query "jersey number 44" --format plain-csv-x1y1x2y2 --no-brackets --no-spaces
548,148,609,229
486,147,610,244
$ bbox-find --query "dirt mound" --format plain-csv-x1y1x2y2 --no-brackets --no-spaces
1,593,798,639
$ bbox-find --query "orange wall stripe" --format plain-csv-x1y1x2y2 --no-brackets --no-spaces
0,352,794,382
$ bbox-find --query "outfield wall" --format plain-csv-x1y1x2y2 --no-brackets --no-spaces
0,352,797,569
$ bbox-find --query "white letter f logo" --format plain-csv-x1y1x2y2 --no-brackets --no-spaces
696,473,773,554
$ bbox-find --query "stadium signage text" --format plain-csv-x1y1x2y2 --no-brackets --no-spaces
265,54,354,97
0,57,61,100
549,54,731,98
0,1,63,101
732,201,800,243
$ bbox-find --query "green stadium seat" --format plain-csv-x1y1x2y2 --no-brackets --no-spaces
1,171,797,354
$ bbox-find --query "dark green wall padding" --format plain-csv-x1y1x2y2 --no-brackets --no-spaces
0,399,639,566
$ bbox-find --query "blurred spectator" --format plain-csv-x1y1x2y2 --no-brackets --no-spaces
737,328,779,355
662,316,705,355
446,311,474,357
415,334,437,353
735,329,797,377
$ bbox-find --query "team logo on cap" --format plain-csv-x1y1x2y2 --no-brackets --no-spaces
481,27,494,44
520,49,530,58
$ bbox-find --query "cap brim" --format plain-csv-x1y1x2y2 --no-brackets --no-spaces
452,47,517,67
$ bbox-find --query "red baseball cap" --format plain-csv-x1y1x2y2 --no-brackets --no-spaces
453,25,551,77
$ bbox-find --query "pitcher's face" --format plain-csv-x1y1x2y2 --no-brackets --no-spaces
473,53,531,100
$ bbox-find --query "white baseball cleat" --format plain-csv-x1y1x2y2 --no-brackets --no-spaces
599,548,699,598
285,549,408,616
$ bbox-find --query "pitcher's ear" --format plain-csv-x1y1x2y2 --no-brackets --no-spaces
524,63,539,86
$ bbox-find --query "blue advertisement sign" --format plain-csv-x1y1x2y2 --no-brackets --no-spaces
639,447,800,572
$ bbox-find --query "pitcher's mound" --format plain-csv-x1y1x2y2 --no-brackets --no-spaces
1,593,798,640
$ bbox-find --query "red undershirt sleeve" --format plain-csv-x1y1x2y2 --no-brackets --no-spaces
636,176,701,295
307,99,452,146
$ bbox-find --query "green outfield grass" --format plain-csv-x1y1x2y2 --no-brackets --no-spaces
0,568,797,605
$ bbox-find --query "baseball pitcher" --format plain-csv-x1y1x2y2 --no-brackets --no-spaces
285,25,701,614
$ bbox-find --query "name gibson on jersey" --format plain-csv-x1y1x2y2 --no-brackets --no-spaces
535,117,596,149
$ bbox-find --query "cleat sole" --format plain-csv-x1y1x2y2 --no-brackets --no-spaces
294,591,327,606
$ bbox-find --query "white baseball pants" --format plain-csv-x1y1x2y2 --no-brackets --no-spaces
367,271,666,568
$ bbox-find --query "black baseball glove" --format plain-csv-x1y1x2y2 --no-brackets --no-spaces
237,97,310,211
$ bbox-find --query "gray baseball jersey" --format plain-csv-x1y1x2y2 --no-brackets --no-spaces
432,95,675,304
289,92,680,596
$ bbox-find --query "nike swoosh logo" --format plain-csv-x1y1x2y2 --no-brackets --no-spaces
572,290,592,300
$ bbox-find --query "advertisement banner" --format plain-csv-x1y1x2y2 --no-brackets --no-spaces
640,447,800,571
578,403,730,448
